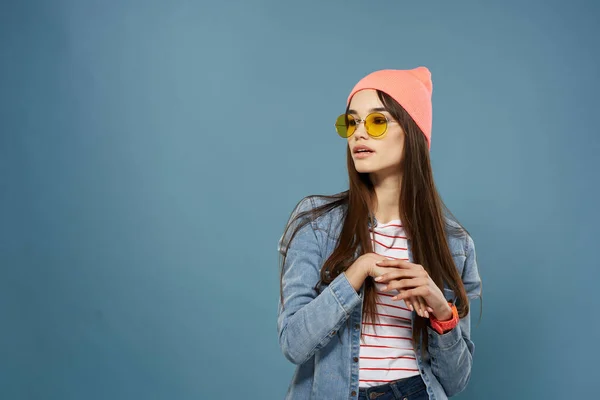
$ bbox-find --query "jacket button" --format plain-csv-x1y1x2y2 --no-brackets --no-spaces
351,390,357,396
331,330,336,335
353,357,359,362
354,324,360,330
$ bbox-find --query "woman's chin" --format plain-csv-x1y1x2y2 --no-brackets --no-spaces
354,165,376,174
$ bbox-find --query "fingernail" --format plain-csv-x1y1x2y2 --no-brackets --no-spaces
374,276,382,281
381,285,387,291
409,304,413,311
424,311,429,318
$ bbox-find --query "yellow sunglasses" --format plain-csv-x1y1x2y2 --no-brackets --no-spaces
335,112,397,138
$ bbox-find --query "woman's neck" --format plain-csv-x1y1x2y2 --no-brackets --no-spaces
371,172,403,224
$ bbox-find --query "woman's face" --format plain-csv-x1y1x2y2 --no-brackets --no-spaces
347,89,405,176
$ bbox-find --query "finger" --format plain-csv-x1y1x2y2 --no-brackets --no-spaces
409,296,425,317
393,289,413,311
418,297,429,318
373,255,395,263
410,297,419,314
412,296,422,317
403,295,414,312
393,287,427,300
375,259,417,269
374,269,421,283
412,297,421,314
369,265,397,279
385,278,429,292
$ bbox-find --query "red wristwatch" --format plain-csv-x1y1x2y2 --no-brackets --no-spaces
429,302,459,334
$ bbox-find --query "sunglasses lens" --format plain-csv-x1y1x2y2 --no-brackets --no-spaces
365,113,388,137
335,114,356,138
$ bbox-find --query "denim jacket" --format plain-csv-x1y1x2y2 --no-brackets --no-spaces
277,196,482,400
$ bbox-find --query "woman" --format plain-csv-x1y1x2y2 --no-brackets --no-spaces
277,66,482,400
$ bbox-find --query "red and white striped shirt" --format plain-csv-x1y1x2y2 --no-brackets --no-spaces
358,219,420,387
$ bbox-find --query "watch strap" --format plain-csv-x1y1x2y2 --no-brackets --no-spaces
430,302,459,334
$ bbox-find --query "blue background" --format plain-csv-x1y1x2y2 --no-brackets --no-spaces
1,0,598,399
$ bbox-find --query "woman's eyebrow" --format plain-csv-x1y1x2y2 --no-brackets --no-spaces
347,107,387,115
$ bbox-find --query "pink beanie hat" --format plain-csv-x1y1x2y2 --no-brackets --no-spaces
347,66,433,149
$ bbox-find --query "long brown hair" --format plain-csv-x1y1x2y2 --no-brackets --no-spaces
279,90,476,352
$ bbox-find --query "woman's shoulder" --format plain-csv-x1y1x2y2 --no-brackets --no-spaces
292,193,345,222
443,216,472,255
278,194,346,254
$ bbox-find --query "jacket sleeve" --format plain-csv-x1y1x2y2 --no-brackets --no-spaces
426,234,482,397
277,197,362,365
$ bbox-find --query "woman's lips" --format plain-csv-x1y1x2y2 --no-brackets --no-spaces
354,151,374,159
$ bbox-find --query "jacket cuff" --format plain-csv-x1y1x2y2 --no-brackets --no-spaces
427,323,462,350
329,272,362,316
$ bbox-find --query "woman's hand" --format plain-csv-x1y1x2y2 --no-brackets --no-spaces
361,255,430,318
374,258,453,320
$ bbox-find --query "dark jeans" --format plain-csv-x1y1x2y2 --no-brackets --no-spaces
358,374,428,400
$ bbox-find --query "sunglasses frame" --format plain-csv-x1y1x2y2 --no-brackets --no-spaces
335,112,398,138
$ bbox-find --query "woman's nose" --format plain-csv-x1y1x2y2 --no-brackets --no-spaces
353,120,368,138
